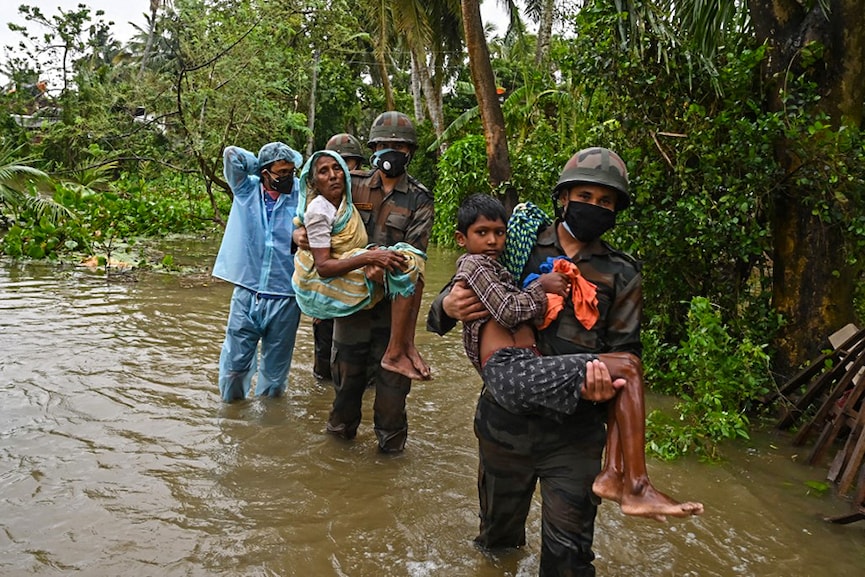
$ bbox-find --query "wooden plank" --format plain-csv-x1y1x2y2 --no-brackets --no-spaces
827,443,851,483
837,412,865,495
826,507,865,524
794,342,865,445
783,363,845,433
854,460,865,506
828,323,863,351
777,325,865,430
764,349,837,405
806,355,865,464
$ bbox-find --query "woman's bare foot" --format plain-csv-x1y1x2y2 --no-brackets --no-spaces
620,480,704,522
407,346,432,380
592,469,624,503
381,354,423,380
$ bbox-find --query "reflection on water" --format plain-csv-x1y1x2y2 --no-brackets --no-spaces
1,248,864,577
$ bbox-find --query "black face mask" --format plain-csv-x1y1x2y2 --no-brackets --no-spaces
563,201,616,242
266,172,294,195
371,148,410,177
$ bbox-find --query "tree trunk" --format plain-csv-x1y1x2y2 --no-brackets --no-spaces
305,50,320,157
138,6,159,80
410,51,425,122
749,0,865,376
412,46,445,141
534,0,554,66
377,54,395,111
461,0,515,212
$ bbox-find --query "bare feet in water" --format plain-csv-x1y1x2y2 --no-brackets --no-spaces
407,345,432,380
593,472,704,522
381,353,423,380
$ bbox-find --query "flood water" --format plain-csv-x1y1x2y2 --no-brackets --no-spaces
2,241,865,577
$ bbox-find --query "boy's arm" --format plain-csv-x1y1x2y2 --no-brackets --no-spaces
222,146,258,196
456,255,546,330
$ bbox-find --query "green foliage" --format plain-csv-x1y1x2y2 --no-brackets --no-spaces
645,297,773,460
804,480,830,496
1,173,214,264
432,135,490,246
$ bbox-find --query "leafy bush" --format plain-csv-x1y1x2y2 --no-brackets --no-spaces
1,173,217,263
645,296,773,460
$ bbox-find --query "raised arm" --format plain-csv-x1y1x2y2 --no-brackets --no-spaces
222,146,259,195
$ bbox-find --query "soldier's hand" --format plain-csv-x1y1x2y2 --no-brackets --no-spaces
442,280,488,322
293,226,310,250
581,359,624,403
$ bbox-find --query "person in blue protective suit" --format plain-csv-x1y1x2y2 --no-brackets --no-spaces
213,142,304,402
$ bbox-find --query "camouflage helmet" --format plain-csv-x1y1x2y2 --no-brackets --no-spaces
553,147,630,211
367,111,417,148
325,133,365,161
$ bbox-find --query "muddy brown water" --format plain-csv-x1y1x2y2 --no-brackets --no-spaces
1,241,864,576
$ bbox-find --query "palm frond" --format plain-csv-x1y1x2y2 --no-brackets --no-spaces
427,107,481,152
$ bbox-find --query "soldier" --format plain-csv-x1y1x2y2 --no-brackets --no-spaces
297,112,434,452
428,148,657,575
325,133,366,171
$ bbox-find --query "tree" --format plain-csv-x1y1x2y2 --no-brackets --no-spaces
461,0,516,211
578,0,864,376
138,0,174,80
748,0,865,374
0,144,68,223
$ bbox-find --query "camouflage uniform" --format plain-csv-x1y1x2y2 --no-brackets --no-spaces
327,168,434,452
427,220,642,576
477,221,642,575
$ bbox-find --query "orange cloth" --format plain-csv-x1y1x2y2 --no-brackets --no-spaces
538,259,599,330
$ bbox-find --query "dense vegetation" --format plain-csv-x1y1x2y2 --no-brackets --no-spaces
1,1,863,460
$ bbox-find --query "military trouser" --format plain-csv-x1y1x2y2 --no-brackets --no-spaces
473,394,607,576
328,300,412,452
312,317,334,380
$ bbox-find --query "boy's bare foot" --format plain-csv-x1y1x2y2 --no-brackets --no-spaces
620,480,704,522
592,469,624,503
381,354,423,380
407,346,432,380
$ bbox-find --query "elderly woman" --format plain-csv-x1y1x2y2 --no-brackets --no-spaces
292,149,430,381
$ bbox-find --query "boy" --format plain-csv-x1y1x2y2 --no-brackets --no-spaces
292,149,430,381
453,193,703,520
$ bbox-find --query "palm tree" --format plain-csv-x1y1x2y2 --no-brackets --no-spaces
138,1,174,80
0,146,70,223
462,0,516,211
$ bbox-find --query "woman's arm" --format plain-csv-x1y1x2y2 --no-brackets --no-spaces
310,247,407,278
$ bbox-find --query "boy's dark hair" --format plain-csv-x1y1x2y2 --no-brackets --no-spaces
457,194,507,234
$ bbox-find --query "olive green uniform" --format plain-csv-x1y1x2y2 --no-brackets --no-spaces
428,221,642,576
326,168,434,452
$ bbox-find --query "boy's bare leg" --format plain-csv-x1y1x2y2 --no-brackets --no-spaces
592,353,704,521
592,403,625,503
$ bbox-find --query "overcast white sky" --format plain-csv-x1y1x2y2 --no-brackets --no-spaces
0,1,513,48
